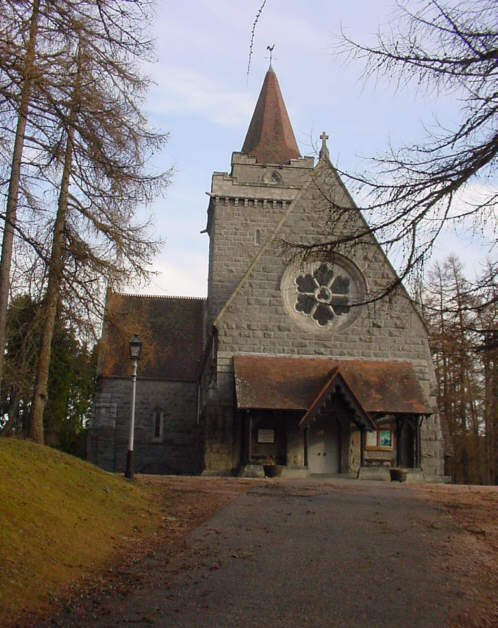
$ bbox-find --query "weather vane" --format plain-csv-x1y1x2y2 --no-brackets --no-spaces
266,44,275,65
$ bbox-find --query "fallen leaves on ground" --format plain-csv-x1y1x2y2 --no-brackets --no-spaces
415,483,498,628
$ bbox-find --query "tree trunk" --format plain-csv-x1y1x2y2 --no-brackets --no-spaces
30,45,81,443
482,329,497,484
0,0,40,386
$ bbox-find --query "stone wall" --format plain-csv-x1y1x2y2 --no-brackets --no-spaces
348,429,361,475
207,153,313,322
204,154,444,477
286,415,305,467
201,402,235,474
88,378,201,475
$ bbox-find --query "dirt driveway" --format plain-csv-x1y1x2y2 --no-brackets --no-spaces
40,478,497,628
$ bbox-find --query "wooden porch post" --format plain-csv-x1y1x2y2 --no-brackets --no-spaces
396,417,402,467
416,416,422,468
337,419,342,473
247,413,252,465
304,426,309,468
360,427,365,467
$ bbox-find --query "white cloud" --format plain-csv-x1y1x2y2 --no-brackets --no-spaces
124,252,207,298
146,66,254,127
428,223,495,281
446,181,497,224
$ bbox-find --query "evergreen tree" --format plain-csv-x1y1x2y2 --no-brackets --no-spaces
0,294,95,458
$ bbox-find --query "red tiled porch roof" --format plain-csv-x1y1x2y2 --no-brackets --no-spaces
233,355,431,415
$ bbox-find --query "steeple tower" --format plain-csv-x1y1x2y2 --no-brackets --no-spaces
241,68,300,164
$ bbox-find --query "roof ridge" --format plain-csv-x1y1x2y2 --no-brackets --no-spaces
298,366,375,431
112,292,206,301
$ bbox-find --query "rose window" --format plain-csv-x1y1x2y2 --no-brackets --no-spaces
281,255,365,333
295,263,351,326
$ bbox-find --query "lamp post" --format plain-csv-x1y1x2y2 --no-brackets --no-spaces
125,334,142,480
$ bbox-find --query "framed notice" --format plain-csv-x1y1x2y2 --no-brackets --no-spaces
379,429,392,448
366,430,378,448
366,429,393,450
257,429,275,443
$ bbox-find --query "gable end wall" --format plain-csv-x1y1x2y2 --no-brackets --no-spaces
204,157,444,475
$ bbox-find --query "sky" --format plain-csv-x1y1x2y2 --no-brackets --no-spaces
129,0,496,297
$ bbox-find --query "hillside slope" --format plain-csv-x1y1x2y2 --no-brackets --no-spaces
0,438,161,624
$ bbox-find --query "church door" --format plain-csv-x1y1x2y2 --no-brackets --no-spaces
308,417,339,474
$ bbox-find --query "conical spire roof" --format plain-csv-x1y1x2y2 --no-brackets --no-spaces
241,68,300,164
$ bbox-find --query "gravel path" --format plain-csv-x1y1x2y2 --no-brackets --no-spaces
41,478,487,628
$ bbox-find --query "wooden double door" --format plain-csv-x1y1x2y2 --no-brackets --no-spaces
308,416,340,474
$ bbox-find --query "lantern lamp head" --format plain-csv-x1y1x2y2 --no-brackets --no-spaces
129,334,142,360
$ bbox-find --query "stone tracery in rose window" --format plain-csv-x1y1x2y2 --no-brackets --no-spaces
295,263,351,326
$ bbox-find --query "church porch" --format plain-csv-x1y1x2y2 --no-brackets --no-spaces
237,410,426,480
233,354,432,480
236,368,377,479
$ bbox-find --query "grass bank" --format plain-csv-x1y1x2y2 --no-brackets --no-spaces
0,438,162,625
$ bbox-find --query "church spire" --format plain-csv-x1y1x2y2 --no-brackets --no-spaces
241,68,300,164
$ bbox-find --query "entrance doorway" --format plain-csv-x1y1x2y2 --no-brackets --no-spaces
308,417,339,474
398,420,416,468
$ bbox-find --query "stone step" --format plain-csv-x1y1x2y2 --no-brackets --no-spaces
238,464,265,478
358,466,391,481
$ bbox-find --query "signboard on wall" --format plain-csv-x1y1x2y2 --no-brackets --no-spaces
366,431,377,448
257,429,275,443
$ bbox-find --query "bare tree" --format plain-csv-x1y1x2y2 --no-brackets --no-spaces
0,0,41,385
292,0,496,303
29,38,84,443
1,1,170,442
424,256,497,483
474,261,497,483
29,33,167,441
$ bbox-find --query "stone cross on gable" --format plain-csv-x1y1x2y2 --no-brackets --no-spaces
319,131,330,160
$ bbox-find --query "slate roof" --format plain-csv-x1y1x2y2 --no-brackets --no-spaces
98,293,205,381
241,68,300,164
233,355,431,415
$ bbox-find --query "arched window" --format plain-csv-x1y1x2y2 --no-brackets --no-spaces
152,409,164,442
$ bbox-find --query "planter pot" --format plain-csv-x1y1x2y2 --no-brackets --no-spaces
263,464,281,478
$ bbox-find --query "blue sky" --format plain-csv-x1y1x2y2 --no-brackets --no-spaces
131,0,495,296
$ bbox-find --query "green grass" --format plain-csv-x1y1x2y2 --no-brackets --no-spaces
0,438,161,624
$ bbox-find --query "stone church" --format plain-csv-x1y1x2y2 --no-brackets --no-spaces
88,67,445,480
